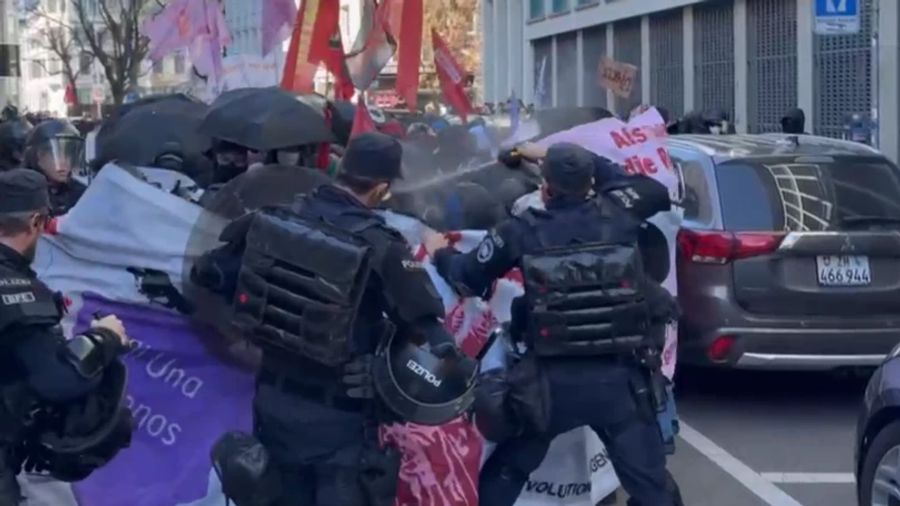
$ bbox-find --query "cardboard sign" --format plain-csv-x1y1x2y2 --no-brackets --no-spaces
598,57,638,99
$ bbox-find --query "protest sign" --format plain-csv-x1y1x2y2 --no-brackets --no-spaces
598,57,638,99
22,166,619,506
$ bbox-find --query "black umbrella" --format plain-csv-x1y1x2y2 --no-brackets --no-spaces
328,100,356,146
97,97,211,169
96,94,203,154
199,87,335,151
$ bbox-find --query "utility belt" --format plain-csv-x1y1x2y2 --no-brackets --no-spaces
256,369,364,413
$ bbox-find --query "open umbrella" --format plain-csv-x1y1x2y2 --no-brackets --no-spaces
199,87,335,151
95,94,203,161
97,97,211,170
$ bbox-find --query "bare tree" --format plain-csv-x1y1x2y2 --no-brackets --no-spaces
24,7,83,106
71,0,157,106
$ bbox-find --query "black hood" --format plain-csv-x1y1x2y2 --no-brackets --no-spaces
781,108,806,134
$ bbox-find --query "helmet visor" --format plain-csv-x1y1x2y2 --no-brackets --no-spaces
36,137,85,181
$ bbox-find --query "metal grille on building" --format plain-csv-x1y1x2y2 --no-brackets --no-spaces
581,25,607,109
693,0,735,122
650,10,684,118
613,18,642,114
747,0,798,133
533,37,554,108
813,0,874,138
556,31,578,107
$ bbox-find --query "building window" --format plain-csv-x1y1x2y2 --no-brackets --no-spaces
46,0,57,12
174,52,185,73
77,88,91,105
577,0,598,6
31,60,43,78
49,58,60,74
153,59,163,74
529,0,544,19
552,0,569,13
80,53,91,73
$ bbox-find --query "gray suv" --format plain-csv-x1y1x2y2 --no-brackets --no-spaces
669,134,900,370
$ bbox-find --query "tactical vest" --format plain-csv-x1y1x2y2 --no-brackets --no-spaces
231,206,375,367
519,198,651,357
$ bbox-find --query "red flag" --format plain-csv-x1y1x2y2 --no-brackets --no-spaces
394,0,423,111
63,82,77,106
324,28,354,101
281,0,341,93
345,0,397,90
350,93,376,138
432,29,474,122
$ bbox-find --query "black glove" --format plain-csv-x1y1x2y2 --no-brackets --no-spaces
429,341,462,360
498,148,523,168
342,355,375,399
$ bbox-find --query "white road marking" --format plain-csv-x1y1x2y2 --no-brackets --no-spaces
760,473,856,484
678,421,804,506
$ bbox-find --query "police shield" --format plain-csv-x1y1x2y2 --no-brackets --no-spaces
181,165,331,366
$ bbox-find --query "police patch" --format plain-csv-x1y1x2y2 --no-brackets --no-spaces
401,259,424,271
2,292,36,305
476,240,494,263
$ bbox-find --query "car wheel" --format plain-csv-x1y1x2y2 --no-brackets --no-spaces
859,420,900,506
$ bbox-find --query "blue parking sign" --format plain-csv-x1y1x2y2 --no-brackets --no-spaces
814,0,860,34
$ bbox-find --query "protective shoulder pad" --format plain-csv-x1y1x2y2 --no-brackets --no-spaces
0,274,61,334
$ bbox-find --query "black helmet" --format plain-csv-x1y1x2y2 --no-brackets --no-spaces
24,119,85,178
0,118,34,169
22,361,133,482
372,334,479,426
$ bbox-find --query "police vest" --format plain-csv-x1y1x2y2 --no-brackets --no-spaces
231,206,375,367
518,198,651,357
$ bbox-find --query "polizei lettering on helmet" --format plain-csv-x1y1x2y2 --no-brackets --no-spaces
406,359,442,387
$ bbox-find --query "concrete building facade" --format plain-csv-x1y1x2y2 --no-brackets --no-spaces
481,0,900,161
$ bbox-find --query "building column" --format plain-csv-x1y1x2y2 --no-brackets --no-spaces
525,41,536,105
576,30,585,105
481,0,495,103
494,0,509,102
641,15,651,105
551,35,559,106
508,0,523,101
734,0,749,133
683,6,695,113
877,0,899,161
606,24,615,113
797,0,815,132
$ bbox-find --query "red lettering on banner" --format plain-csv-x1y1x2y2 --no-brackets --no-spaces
631,127,647,143
641,157,658,175
657,147,674,171
611,130,632,149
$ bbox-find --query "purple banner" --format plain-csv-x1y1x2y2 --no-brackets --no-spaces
71,293,254,506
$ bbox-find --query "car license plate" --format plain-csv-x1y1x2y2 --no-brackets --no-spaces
816,255,871,286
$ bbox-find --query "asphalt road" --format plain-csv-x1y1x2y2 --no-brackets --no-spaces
656,368,868,506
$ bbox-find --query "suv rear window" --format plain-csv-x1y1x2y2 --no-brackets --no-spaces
715,156,900,231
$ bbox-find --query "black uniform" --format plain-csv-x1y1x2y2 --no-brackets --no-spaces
48,180,87,216
432,144,676,506
194,133,458,506
0,170,128,504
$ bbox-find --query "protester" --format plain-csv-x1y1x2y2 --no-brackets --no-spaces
781,107,807,134
23,119,87,216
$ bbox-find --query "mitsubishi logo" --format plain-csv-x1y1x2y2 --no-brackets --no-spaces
840,236,855,253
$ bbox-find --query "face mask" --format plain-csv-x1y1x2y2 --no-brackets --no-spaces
276,151,301,166
215,162,247,183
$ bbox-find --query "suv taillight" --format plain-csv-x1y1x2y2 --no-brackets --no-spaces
677,229,785,264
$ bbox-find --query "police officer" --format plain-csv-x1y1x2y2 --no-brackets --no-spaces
0,117,33,171
193,132,465,506
423,143,677,506
23,119,87,215
0,169,131,504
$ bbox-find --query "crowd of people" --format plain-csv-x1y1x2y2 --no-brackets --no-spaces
0,89,819,506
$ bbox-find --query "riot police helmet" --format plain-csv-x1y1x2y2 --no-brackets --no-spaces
372,334,479,426
0,118,34,169
25,119,85,184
